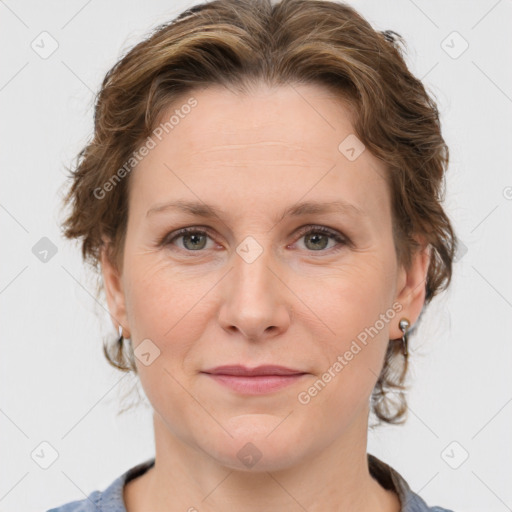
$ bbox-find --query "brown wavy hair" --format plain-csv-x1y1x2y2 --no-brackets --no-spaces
59,0,457,425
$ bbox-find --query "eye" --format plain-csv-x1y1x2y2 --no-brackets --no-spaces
293,225,347,253
164,227,215,251
162,225,347,254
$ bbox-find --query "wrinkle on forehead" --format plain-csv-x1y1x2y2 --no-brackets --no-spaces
183,139,335,171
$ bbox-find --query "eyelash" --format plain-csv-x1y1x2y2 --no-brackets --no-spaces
161,225,348,255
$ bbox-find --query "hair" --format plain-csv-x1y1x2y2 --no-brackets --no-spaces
59,0,457,425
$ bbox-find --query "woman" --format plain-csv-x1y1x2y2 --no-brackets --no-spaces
49,0,457,510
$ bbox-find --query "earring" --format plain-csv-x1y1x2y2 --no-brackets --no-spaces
118,324,131,344
399,318,410,358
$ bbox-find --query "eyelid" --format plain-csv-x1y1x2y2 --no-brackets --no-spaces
294,224,347,241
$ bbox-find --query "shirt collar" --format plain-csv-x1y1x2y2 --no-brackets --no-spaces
93,453,439,512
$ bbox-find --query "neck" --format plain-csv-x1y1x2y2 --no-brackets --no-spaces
124,409,400,512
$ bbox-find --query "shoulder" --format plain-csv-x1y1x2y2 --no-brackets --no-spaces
367,453,455,512
46,458,155,512
46,490,102,511
46,484,123,512
405,493,455,512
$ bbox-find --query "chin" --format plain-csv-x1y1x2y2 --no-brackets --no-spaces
202,424,307,473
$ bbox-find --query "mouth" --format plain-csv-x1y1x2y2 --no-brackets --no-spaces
201,365,308,395
202,365,306,376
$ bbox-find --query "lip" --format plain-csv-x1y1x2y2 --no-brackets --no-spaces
202,365,305,376
201,365,308,395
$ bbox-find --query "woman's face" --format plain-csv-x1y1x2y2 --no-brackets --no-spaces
102,83,428,471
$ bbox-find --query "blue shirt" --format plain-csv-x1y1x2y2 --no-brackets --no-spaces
47,453,454,511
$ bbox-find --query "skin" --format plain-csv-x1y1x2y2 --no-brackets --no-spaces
101,82,430,512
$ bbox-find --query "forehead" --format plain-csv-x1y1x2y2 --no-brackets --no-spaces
129,82,389,220
155,82,356,159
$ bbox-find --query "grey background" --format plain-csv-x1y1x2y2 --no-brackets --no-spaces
1,1,511,511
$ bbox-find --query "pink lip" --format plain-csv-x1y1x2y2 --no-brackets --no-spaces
202,365,305,376
201,365,307,395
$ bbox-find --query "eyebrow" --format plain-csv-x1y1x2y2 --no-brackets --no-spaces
146,199,367,223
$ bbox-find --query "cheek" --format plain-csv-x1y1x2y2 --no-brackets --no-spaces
323,256,395,334
123,257,214,380
124,253,199,337
122,263,205,422
313,259,396,397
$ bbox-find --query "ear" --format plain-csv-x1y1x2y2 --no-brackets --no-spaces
391,237,431,339
100,237,130,338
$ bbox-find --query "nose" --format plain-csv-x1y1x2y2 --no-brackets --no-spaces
217,241,292,342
